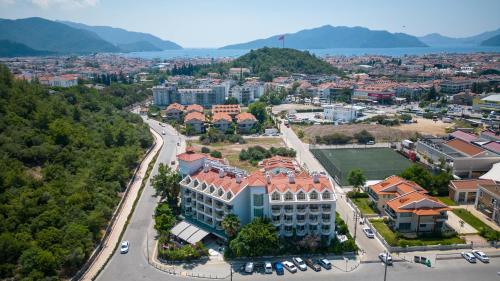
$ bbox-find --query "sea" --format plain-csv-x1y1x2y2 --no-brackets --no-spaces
123,46,500,60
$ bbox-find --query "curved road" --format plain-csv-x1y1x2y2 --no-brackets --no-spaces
96,116,500,281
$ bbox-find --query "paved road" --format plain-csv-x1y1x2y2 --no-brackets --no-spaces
279,120,386,260
96,116,185,281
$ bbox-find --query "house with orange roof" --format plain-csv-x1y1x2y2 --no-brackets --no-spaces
185,104,204,114
367,175,428,213
177,151,337,240
211,112,233,133
448,179,496,204
162,103,184,121
211,104,241,119
236,112,257,133
184,111,205,134
259,156,299,175
384,191,450,233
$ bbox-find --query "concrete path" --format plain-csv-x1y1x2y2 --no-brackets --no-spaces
446,211,477,234
80,128,164,281
450,205,500,232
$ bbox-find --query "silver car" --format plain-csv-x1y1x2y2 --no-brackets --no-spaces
461,252,476,263
120,241,129,254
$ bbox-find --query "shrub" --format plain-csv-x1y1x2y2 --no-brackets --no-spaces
346,191,369,198
210,150,222,158
201,147,210,153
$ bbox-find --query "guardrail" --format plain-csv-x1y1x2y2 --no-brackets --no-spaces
71,130,157,281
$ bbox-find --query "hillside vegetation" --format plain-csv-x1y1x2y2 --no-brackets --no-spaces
0,64,152,280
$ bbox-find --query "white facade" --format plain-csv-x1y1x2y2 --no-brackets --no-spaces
323,104,357,122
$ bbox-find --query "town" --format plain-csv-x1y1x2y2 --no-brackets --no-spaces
0,2,499,281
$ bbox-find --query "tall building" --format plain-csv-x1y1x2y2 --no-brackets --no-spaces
177,150,337,240
152,84,225,107
152,85,178,106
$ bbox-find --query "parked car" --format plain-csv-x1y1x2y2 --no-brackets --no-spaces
282,261,297,273
244,262,254,273
366,140,375,145
379,252,393,265
461,252,477,263
472,250,489,263
170,160,175,165
274,262,284,275
292,257,307,271
162,130,166,135
264,262,273,274
305,258,321,271
319,258,332,270
120,241,129,254
363,227,375,238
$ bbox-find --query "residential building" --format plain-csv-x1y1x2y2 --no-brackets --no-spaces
38,74,79,88
228,67,250,77
161,103,184,121
352,85,395,103
211,112,232,133
177,150,337,240
259,156,300,175
236,112,257,133
451,92,473,106
448,179,495,204
153,84,178,106
212,104,241,120
480,130,500,142
416,137,500,177
384,191,450,233
228,85,255,105
323,104,357,123
185,104,204,114
152,84,226,107
367,176,428,213
475,94,500,112
440,79,472,94
184,112,205,134
475,183,500,226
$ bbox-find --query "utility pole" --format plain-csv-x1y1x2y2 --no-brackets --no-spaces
230,262,233,281
383,250,388,281
353,211,359,240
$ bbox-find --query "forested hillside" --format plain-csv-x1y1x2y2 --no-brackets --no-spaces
0,64,152,280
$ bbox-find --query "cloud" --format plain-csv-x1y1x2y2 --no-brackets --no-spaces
0,0,15,5
31,0,99,9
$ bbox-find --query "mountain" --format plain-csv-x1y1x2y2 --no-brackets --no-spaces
0,17,119,54
117,41,162,52
0,40,54,57
221,25,427,49
481,34,500,46
60,21,182,51
419,28,500,46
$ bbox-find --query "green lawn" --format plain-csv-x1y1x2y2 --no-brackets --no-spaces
370,219,465,247
352,198,377,215
436,196,457,206
452,209,500,240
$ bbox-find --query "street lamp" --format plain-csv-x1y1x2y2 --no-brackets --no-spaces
383,250,388,281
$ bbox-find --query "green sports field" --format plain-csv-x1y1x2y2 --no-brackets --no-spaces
310,147,412,185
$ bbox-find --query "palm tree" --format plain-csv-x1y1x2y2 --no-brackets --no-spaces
221,214,241,239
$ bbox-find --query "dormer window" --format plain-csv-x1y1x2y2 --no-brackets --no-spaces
310,191,318,200
285,192,294,201
201,183,207,190
218,188,224,197
193,180,199,187
322,191,331,200
271,192,281,201
226,192,233,200
209,185,215,193
297,191,306,201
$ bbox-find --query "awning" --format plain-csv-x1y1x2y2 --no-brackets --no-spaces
479,162,500,182
170,220,210,245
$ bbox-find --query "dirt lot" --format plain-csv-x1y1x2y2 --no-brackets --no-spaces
294,117,451,143
189,137,285,172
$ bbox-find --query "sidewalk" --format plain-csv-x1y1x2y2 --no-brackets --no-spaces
80,129,164,281
449,205,500,232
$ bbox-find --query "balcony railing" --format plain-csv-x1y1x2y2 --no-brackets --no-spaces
384,207,397,219
309,207,320,214
322,206,331,213
284,208,294,214
435,215,448,220
271,208,282,215
296,229,306,236
321,228,331,235
296,207,307,214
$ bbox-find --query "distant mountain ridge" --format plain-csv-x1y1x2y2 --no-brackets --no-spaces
0,40,54,57
0,17,119,54
60,21,182,51
481,34,500,46
419,28,500,46
221,25,428,49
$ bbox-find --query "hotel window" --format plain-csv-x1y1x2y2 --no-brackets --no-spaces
271,192,280,201
297,192,306,201
309,191,318,200
218,189,224,197
254,208,264,218
322,191,331,200
285,192,294,201
253,194,264,207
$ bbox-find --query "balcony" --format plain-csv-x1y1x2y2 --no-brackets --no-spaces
322,205,331,213
296,228,306,236
309,217,319,225
435,215,448,221
321,228,331,235
283,219,294,226
184,199,192,207
309,206,320,214
223,205,233,214
214,203,224,211
284,208,294,214
322,217,331,224
296,207,307,214
271,208,282,216
215,212,224,220
296,217,306,224
272,218,282,227
384,207,397,220
283,229,293,237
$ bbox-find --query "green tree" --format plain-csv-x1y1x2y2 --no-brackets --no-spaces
347,169,366,192
400,164,433,191
151,163,181,204
221,214,241,239
248,101,268,124
210,150,222,158
224,96,239,105
297,129,305,139
229,218,278,257
353,130,374,144
154,203,176,235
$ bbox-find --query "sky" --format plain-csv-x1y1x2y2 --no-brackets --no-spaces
1,0,500,48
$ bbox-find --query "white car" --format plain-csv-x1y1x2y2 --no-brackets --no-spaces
120,241,129,254
319,258,332,269
472,250,489,263
292,257,307,271
363,227,375,238
264,261,273,274
244,262,254,273
162,130,166,135
461,252,477,263
379,252,393,265
282,261,297,273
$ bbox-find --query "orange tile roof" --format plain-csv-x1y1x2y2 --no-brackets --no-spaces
212,104,241,115
166,103,184,112
369,175,427,196
190,169,246,195
236,112,257,123
386,191,449,216
445,139,484,156
184,112,205,123
260,156,298,172
186,104,203,113
177,152,206,162
450,179,496,190
212,112,232,123
265,172,333,193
